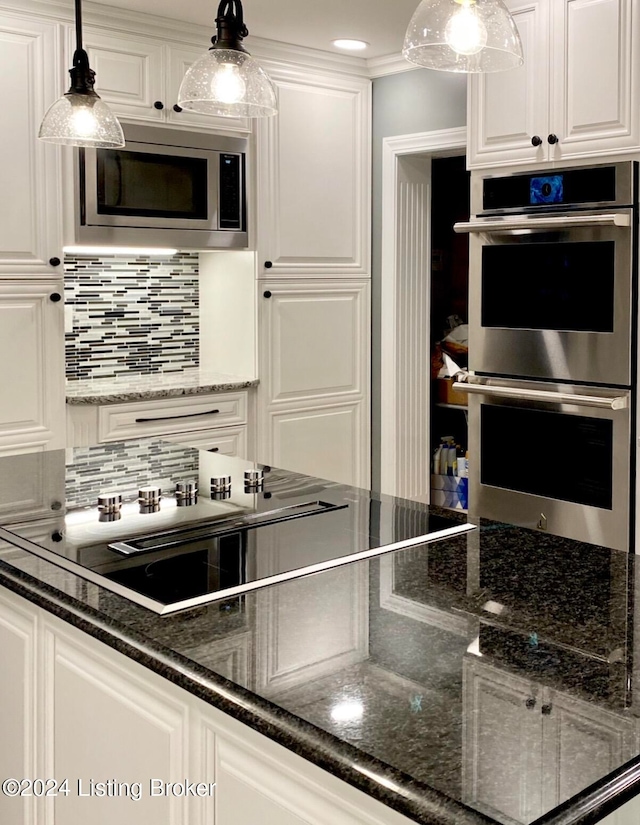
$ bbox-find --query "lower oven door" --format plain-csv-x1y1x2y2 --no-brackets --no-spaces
458,376,632,551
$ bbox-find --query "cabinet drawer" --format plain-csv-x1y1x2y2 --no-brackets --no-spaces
162,426,247,458
98,393,247,442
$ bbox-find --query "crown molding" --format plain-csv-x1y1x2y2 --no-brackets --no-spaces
366,53,419,78
1,0,373,78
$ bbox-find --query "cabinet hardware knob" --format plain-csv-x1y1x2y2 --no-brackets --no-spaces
547,134,559,145
531,135,542,147
264,261,273,269
208,447,220,453
50,501,62,511
49,292,62,303
49,256,61,267
51,530,64,543
173,104,183,113
263,290,272,298
153,100,165,110
525,697,536,710
541,703,553,715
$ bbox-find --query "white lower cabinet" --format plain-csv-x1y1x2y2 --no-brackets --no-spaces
67,391,252,460
0,282,65,455
0,586,415,825
463,657,636,824
257,280,370,487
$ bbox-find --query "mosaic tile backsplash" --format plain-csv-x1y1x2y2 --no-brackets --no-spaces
65,440,199,509
64,253,199,381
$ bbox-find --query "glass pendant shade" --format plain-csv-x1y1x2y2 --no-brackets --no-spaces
178,48,277,117
38,0,124,147
38,91,125,148
403,0,524,73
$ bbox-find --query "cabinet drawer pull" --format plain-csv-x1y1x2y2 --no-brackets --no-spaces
153,100,165,110
531,135,542,147
49,293,62,303
208,447,220,453
263,290,272,298
135,409,220,423
541,703,553,715
173,104,183,113
49,256,61,267
525,697,536,710
547,133,559,145
264,261,273,269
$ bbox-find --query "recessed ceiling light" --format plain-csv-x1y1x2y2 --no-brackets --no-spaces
332,39,369,51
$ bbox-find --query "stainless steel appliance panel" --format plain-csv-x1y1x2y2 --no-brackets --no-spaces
465,211,633,385
461,376,632,552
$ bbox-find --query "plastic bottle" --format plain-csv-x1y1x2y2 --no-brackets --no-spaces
433,442,442,475
444,436,457,476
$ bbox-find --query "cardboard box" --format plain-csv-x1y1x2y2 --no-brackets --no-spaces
431,473,468,510
435,377,468,406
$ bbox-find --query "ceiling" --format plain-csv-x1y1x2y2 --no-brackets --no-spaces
94,0,422,60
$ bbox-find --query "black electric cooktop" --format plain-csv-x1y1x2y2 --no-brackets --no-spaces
0,440,473,614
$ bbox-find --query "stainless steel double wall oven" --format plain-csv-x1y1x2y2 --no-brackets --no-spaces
455,162,638,551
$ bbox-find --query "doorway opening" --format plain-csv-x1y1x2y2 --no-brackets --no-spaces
379,127,469,506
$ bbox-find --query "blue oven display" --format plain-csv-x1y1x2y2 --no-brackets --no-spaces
530,175,564,205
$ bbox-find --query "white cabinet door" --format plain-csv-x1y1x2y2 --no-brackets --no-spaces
266,402,367,487
463,657,544,824
0,14,62,273
542,691,636,811
0,282,65,455
0,588,37,825
467,0,639,168
256,67,370,276
550,0,640,160
166,44,251,133
74,27,165,122
42,618,191,825
258,280,370,486
468,0,549,168
259,281,369,406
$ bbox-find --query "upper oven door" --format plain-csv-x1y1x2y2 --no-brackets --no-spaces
459,375,632,551
458,210,634,386
82,141,221,231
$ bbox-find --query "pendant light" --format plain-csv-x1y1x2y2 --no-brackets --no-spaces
38,0,124,146
178,0,277,118
403,0,524,73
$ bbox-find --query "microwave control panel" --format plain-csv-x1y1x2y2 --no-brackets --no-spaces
219,153,244,230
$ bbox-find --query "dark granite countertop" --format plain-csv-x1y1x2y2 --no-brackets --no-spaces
66,369,258,404
0,442,639,825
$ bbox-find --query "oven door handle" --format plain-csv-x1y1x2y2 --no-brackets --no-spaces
453,213,630,234
451,381,629,410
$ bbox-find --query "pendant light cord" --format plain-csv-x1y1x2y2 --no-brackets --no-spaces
75,0,83,52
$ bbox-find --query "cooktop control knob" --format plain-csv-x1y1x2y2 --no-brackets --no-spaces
211,475,232,500
175,480,198,506
98,493,122,522
244,469,264,492
139,486,162,514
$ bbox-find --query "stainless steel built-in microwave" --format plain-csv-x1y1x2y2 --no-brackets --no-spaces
75,124,248,249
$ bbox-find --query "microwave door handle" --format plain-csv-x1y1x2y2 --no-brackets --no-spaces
451,381,629,410
453,213,630,234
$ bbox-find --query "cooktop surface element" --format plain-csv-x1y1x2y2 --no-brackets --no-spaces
0,440,473,614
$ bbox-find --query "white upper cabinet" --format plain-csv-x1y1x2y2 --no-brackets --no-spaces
256,66,371,277
468,0,640,168
0,282,66,455
72,28,165,123
0,13,62,274
70,28,251,133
